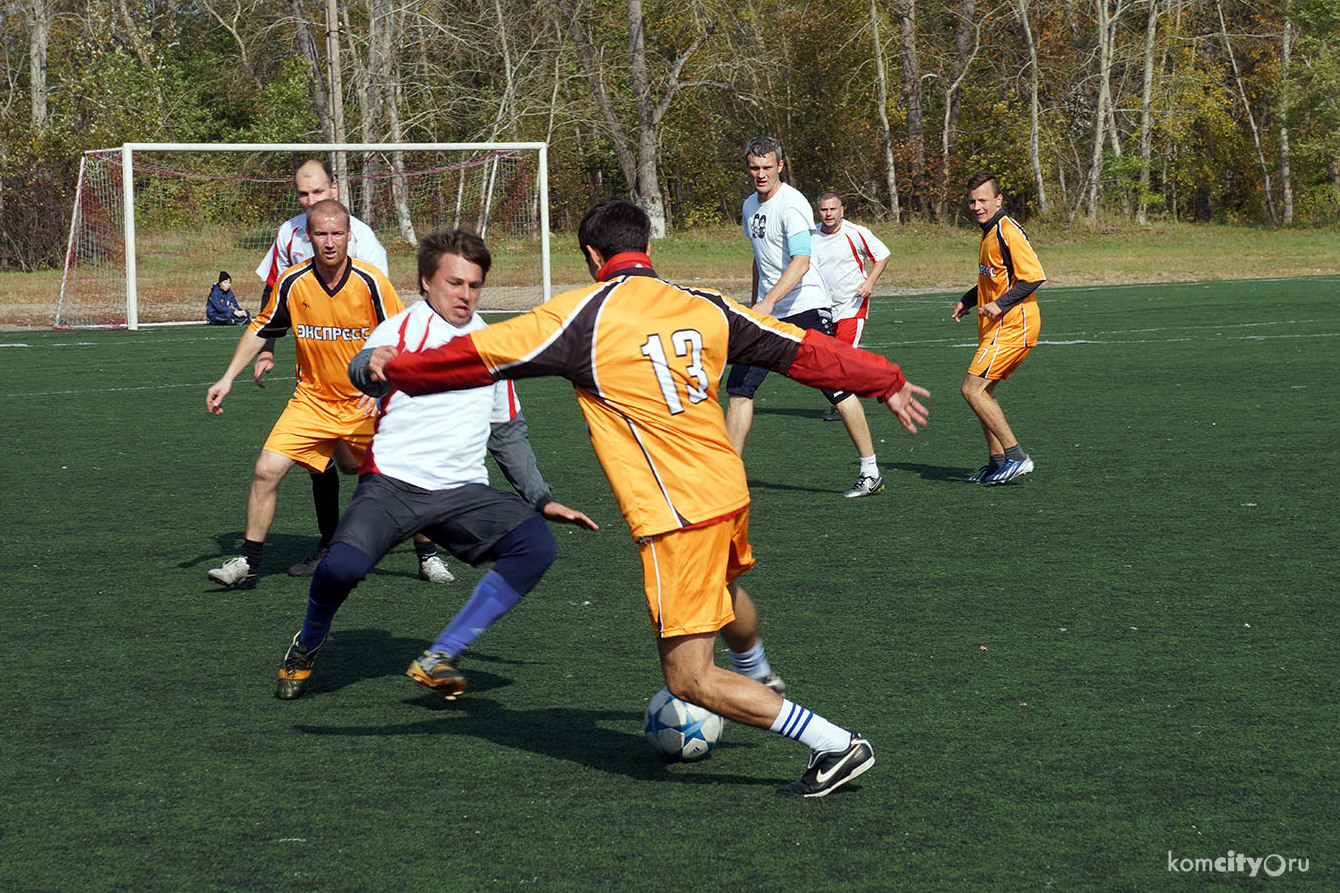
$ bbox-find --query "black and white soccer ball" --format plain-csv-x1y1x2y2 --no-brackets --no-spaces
643,687,723,761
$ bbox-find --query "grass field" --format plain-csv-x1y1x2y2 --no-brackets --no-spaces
2,276,1337,891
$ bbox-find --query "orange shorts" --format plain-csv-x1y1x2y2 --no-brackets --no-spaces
638,508,756,638
970,306,1039,381
967,337,1031,381
263,393,374,473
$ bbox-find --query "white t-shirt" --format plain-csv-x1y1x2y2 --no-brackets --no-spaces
742,182,830,318
360,300,520,492
811,220,891,321
255,211,389,287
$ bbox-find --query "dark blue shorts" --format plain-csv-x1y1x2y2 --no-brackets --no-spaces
725,308,852,404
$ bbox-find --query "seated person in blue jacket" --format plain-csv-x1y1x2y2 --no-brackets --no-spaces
206,271,250,325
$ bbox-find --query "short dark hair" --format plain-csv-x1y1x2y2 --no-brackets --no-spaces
816,191,842,205
744,135,785,164
418,228,492,293
967,172,1001,196
578,200,651,260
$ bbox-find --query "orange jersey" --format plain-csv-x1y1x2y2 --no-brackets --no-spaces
385,260,909,538
466,275,776,536
251,258,404,420
976,213,1044,346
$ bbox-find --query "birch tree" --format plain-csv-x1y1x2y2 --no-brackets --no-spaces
870,0,901,222
552,0,725,237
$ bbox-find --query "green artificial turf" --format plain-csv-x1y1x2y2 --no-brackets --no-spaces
1,278,1336,891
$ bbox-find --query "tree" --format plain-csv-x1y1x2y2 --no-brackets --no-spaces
552,0,725,237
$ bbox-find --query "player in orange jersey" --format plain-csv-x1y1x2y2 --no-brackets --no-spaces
204,200,404,587
952,172,1044,485
371,200,930,798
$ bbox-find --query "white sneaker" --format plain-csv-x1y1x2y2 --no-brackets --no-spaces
842,473,885,498
418,554,455,584
208,555,257,588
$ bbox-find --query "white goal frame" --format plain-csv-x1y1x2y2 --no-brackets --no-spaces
58,141,551,330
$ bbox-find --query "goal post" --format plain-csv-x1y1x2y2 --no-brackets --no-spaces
56,142,551,330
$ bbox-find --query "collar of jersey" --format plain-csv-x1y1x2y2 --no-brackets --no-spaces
978,209,1007,233
598,251,655,281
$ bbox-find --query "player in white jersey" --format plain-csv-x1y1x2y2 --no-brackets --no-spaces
249,159,453,583
811,192,891,346
274,229,597,701
809,192,893,494
725,137,887,497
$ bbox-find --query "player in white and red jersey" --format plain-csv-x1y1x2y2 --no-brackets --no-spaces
249,159,452,582
809,192,893,494
374,200,931,798
812,193,891,348
253,162,388,291
204,200,404,588
273,229,596,701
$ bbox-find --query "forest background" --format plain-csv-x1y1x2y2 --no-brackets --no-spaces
1,0,1338,275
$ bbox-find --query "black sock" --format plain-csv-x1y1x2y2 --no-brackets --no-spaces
311,464,341,546
414,539,438,561
241,539,264,569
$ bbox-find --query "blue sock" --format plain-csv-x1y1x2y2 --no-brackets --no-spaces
769,699,852,753
728,640,773,681
300,542,374,650
431,570,524,656
429,516,556,656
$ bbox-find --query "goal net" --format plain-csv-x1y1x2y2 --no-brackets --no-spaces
56,142,550,329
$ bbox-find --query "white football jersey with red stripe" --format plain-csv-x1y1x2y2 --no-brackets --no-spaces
811,220,890,321
360,300,520,491
255,211,389,287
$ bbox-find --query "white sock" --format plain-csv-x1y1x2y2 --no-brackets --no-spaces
769,699,852,753
859,454,879,476
728,640,773,681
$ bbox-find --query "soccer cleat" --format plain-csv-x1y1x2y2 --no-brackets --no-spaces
762,674,787,696
287,546,329,578
208,555,257,588
777,734,875,798
842,473,885,498
820,407,842,422
407,651,467,700
418,554,455,584
276,632,325,700
983,455,1034,485
964,464,994,484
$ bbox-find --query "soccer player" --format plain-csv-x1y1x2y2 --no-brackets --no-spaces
372,199,930,798
252,159,453,583
724,136,881,497
810,192,892,495
951,172,1044,484
204,199,404,587
275,229,597,700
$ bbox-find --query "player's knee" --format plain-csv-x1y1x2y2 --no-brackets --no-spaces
311,542,374,596
491,515,557,595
